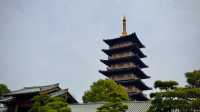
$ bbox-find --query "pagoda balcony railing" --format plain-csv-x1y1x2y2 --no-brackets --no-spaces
107,64,136,70
126,88,142,93
108,53,135,60
111,75,138,81
109,42,133,49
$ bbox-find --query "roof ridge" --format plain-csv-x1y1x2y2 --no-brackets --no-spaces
24,83,59,89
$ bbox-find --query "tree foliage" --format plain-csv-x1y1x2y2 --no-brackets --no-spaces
154,80,178,91
82,79,128,103
29,95,71,112
97,101,128,112
82,79,128,112
185,70,200,88
0,84,10,97
148,70,200,112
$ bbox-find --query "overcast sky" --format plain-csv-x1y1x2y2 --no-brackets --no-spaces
0,0,200,102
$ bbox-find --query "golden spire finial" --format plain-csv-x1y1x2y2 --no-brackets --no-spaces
121,16,128,36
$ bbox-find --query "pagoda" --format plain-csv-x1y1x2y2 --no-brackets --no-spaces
99,17,151,101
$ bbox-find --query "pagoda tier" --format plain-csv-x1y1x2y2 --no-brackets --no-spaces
116,79,151,90
99,67,150,79
100,55,148,68
128,92,148,101
102,43,146,58
103,33,145,48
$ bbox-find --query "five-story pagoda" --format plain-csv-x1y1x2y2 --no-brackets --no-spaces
99,17,151,101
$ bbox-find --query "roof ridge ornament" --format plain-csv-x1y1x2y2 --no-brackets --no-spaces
121,16,128,37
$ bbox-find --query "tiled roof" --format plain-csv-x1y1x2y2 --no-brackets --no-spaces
100,55,148,68
1,83,78,104
69,101,151,112
0,97,13,103
5,88,40,96
116,79,151,90
5,83,59,96
103,33,145,48
49,89,68,97
99,67,150,79
102,44,146,58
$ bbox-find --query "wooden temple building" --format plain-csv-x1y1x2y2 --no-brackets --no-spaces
99,17,151,101
0,83,78,112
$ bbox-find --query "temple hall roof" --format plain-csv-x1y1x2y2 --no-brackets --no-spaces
5,83,60,96
2,83,78,104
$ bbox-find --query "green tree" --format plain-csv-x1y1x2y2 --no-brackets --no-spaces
82,79,128,112
148,70,200,112
97,92,128,112
29,95,71,112
154,80,178,91
185,70,200,88
82,79,128,103
0,84,10,97
97,101,128,112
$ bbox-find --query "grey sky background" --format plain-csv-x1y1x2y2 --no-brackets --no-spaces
0,0,200,102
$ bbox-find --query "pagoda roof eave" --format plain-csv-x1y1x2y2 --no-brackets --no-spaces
103,33,145,48
128,92,149,101
116,79,152,90
99,67,150,79
100,55,148,68
102,44,146,58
